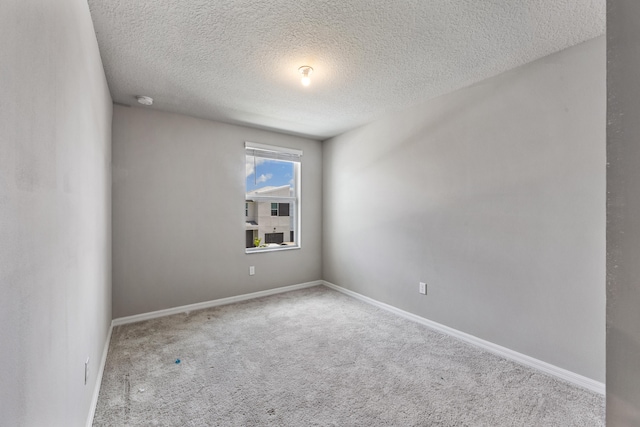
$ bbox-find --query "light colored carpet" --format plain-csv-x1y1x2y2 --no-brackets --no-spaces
93,286,604,426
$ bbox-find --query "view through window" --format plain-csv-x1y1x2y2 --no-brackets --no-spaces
245,142,301,251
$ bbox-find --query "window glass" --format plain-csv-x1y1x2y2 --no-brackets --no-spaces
245,143,301,252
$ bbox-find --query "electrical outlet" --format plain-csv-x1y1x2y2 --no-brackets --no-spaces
249,266,255,276
419,282,427,295
84,357,89,385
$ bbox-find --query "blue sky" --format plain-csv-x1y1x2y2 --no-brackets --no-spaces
246,157,294,192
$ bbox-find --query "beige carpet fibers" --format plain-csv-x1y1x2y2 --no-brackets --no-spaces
93,286,604,426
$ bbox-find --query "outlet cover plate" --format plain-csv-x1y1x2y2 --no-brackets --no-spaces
419,282,427,295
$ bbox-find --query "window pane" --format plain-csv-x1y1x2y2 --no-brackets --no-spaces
245,149,299,251
246,157,295,194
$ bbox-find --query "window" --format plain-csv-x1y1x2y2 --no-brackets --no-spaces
278,203,290,216
270,202,290,217
245,142,302,252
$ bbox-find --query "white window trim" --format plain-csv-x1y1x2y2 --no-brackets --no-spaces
245,141,303,157
245,245,300,254
245,142,302,254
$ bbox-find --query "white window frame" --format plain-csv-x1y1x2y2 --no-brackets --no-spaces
245,142,302,253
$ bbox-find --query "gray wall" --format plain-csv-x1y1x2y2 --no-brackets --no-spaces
0,0,112,426
607,1,640,423
112,106,322,318
323,37,605,382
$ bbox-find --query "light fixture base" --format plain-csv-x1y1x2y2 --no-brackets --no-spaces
298,66,313,75
136,95,153,106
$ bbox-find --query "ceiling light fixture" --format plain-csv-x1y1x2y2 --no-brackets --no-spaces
136,95,153,106
298,66,313,87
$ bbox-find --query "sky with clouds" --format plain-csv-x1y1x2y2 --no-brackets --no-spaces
246,156,294,192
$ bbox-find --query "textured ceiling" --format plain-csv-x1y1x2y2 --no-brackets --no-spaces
88,0,604,140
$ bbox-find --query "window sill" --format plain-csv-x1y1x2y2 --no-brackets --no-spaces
245,245,300,254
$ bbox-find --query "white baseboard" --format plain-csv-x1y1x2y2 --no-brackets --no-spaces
322,280,605,395
86,323,113,427
112,280,323,326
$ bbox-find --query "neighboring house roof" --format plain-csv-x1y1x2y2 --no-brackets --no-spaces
246,185,291,197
